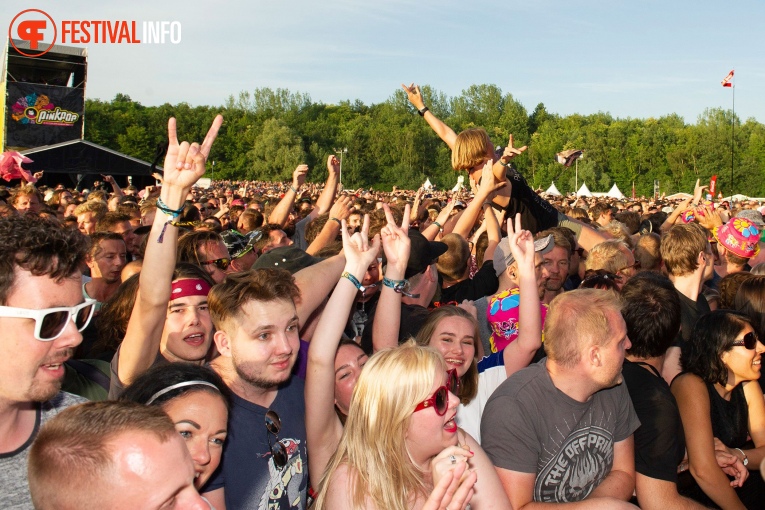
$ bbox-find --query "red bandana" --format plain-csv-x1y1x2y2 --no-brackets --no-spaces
170,278,211,300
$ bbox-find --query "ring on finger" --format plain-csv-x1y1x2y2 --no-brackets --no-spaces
450,455,457,464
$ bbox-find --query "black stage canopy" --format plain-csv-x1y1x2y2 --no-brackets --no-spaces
20,139,159,190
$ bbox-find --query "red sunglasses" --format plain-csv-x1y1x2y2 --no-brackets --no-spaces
414,369,460,416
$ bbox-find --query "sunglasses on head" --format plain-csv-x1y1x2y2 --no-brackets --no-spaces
0,299,96,341
414,369,460,416
732,331,759,350
265,410,288,469
202,257,230,271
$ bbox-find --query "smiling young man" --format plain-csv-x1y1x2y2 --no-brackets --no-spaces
205,268,309,510
0,215,92,508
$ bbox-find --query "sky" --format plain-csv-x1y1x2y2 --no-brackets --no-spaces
3,0,764,124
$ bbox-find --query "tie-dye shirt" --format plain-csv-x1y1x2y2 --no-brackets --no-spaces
487,287,548,353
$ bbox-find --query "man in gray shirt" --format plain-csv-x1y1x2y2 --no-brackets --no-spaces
0,215,91,509
481,289,640,509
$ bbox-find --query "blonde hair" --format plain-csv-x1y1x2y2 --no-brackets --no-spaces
585,239,631,274
314,341,445,510
544,289,623,368
451,128,492,171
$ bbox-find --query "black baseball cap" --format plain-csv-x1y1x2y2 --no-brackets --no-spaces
384,229,448,279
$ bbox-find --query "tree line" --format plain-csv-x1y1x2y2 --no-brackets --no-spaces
83,85,765,196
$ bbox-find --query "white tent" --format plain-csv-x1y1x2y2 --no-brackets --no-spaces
423,178,433,190
606,183,624,199
576,182,592,197
545,182,562,196
451,175,465,192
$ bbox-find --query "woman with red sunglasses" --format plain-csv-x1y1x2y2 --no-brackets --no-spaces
672,311,765,508
313,342,510,510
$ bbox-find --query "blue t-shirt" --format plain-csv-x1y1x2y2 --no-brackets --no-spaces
205,376,309,509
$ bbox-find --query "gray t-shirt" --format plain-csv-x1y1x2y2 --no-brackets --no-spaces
481,359,640,503
0,392,87,509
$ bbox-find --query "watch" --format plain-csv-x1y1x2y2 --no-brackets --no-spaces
735,448,749,466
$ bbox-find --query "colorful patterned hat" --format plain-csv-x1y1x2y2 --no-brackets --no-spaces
712,218,761,258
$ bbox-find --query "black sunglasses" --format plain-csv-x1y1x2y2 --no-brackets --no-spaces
202,257,230,271
732,331,759,350
265,410,288,469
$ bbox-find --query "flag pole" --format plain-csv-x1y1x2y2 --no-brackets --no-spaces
731,84,735,197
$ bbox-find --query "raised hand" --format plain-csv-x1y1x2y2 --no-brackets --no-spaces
499,134,528,165
476,159,506,198
292,164,309,189
401,82,426,110
380,203,411,278
692,178,708,204
163,115,223,191
507,213,535,269
341,214,381,277
434,200,456,227
327,155,340,176
329,195,353,221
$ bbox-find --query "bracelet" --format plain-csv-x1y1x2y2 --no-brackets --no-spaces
418,106,429,117
290,185,299,194
734,447,749,466
330,217,342,226
341,271,365,292
432,220,442,230
156,198,184,218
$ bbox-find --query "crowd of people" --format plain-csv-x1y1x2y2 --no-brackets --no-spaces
2,84,765,509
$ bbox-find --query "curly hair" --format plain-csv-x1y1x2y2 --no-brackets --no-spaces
681,310,754,385
0,215,89,305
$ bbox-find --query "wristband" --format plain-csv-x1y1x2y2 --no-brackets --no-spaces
383,277,420,299
290,185,299,194
156,198,186,244
156,198,184,218
432,220,442,230
383,277,407,291
330,217,342,226
341,271,366,292
418,106,429,117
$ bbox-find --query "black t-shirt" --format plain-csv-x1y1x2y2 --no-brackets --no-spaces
672,290,711,348
496,152,559,235
360,301,429,355
622,360,685,483
440,260,499,303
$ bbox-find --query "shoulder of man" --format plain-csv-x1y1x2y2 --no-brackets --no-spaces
41,391,88,422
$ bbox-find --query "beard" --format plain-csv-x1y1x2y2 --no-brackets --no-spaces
545,276,565,292
232,351,295,390
28,347,74,402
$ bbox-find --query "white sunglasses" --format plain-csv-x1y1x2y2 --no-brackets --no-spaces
0,299,96,341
